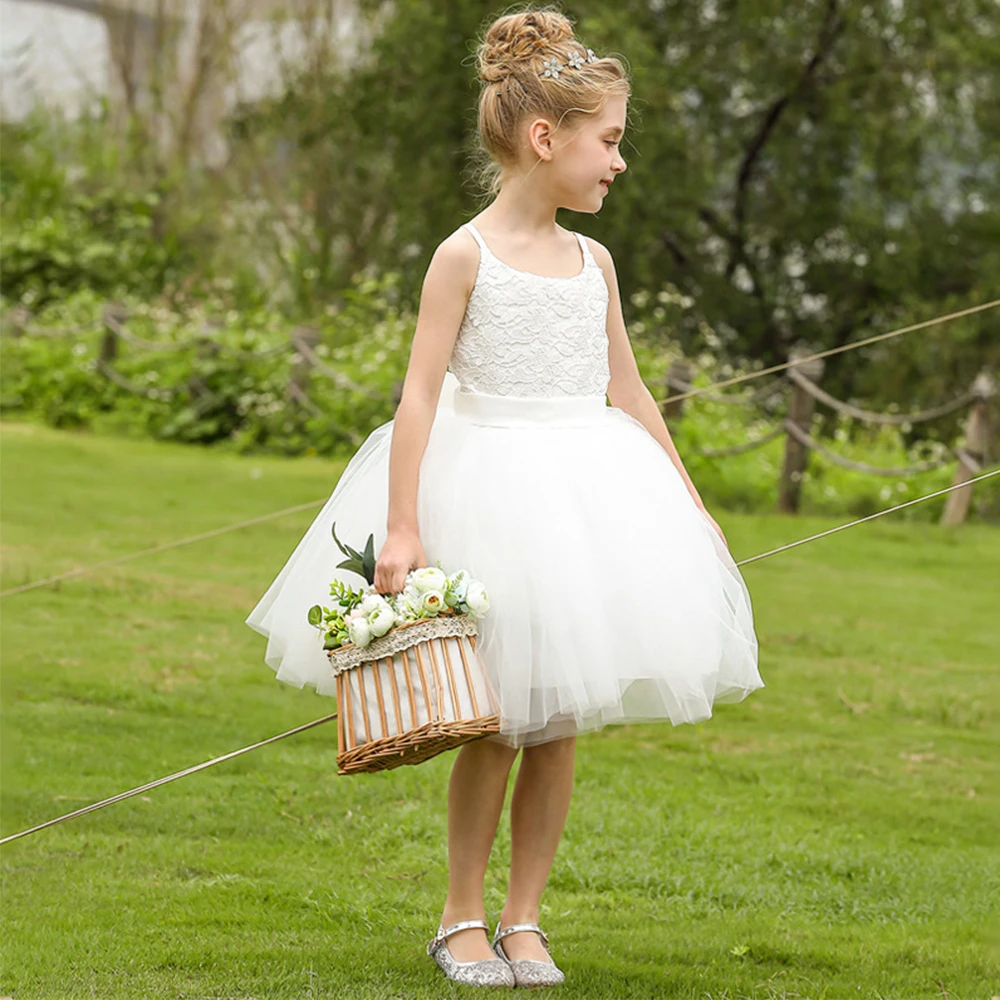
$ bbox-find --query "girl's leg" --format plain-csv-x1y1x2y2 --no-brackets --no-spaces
439,736,520,961
498,734,576,962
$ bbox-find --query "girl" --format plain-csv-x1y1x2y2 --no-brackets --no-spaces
247,6,762,990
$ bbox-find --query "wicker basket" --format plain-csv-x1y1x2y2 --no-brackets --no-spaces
329,614,501,775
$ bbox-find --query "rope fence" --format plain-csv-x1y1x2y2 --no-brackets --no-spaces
69,304,393,422
781,418,955,477
784,366,980,426
651,298,1000,407
5,296,998,525
660,349,996,521
2,466,995,848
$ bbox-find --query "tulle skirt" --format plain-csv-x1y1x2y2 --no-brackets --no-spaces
246,372,763,748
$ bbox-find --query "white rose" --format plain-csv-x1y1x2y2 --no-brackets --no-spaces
347,606,365,621
360,592,384,613
402,585,424,614
420,590,445,616
368,603,395,637
347,617,372,648
464,581,489,618
408,566,448,594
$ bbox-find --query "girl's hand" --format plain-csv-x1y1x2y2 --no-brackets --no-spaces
374,529,427,595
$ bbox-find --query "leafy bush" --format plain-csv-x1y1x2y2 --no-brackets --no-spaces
4,276,994,521
1,274,412,456
0,113,203,309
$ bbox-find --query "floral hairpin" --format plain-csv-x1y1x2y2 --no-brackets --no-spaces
539,48,599,79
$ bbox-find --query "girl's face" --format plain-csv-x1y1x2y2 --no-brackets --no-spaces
549,94,629,213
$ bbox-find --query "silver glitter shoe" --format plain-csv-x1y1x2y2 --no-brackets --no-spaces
491,920,566,988
427,918,516,988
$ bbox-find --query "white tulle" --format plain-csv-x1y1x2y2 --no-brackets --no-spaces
246,372,763,748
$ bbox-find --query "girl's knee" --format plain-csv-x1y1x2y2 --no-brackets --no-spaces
523,734,577,761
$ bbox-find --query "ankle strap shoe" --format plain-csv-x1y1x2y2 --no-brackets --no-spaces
492,920,566,988
427,919,516,988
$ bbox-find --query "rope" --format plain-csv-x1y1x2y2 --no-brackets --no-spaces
783,418,957,477
287,384,365,447
734,468,998,566
287,382,327,418
653,299,1000,406
105,312,204,353
290,334,388,402
9,308,309,361
665,375,785,407
5,324,94,340
697,425,784,457
785,367,982,425
218,341,292,361
0,713,340,845
955,448,982,474
97,359,178,400
0,498,327,599
106,312,291,360
2,467,995,847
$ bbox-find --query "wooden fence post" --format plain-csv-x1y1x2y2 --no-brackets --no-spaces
100,302,127,364
662,357,692,423
288,325,320,404
779,347,825,514
940,370,995,526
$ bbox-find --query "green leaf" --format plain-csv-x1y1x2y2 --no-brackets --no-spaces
336,555,365,580
361,533,376,585
307,604,323,626
331,522,352,558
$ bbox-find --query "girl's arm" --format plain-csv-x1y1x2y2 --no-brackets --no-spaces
589,238,727,544
373,231,478,594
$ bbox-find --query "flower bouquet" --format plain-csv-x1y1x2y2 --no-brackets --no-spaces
310,524,501,775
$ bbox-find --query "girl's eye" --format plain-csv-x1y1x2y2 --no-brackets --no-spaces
605,140,618,147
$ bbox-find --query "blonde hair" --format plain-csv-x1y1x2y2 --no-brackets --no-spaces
471,6,631,198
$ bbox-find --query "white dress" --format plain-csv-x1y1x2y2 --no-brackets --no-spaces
246,221,763,747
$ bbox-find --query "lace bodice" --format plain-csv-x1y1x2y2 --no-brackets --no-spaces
448,222,611,398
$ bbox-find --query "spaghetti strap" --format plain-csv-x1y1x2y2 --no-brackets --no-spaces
463,221,489,253
465,221,592,278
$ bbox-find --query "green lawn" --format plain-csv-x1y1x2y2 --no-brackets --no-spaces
1,420,997,1000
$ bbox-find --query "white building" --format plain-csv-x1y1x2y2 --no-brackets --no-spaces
1,0,367,163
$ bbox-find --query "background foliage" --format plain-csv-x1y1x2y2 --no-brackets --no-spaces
1,0,997,515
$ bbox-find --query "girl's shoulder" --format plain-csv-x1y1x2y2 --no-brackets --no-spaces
422,225,481,301
435,223,481,264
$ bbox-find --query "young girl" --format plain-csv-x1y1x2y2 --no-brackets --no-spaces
247,7,762,990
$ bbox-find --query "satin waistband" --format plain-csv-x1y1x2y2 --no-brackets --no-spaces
453,388,608,426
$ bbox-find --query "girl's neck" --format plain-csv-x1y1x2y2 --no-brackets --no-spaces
480,182,559,237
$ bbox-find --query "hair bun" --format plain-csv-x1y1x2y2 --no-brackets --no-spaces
477,10,576,83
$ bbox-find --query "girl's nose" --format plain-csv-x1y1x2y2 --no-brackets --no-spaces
612,152,627,174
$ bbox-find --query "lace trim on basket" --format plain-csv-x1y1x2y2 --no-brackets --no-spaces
327,615,480,675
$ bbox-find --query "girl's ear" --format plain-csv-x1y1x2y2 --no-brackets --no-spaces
527,117,555,161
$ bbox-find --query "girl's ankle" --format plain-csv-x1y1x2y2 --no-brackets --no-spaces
499,907,540,927
440,904,487,926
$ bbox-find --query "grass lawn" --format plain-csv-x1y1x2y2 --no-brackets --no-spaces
1,419,997,1000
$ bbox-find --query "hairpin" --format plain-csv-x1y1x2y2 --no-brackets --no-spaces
539,48,599,79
